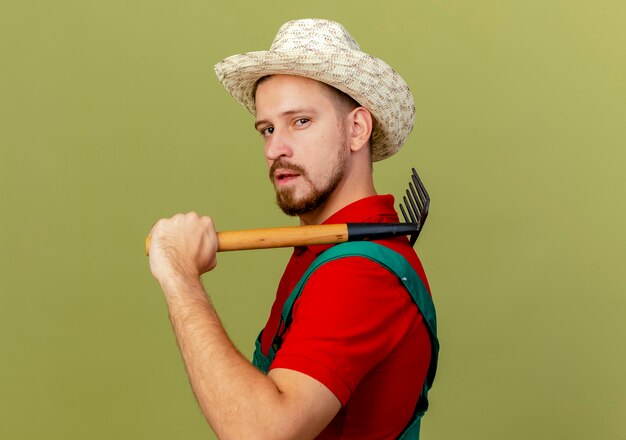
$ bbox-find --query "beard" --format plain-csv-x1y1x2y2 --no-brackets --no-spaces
269,145,348,217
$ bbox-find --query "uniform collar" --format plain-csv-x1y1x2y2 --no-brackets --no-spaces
294,194,399,257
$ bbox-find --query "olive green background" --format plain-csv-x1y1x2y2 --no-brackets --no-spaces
1,1,624,438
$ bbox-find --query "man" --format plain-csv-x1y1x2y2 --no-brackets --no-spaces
148,19,438,439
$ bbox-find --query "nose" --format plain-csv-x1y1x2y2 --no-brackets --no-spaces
264,129,293,162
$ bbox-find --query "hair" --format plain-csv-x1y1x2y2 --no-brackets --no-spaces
321,83,361,119
254,75,373,161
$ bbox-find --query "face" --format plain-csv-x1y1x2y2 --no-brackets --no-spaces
254,75,351,217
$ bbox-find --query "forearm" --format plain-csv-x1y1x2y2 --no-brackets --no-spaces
148,213,339,438
160,276,295,439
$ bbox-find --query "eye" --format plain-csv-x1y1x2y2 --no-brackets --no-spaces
260,126,274,137
295,118,310,126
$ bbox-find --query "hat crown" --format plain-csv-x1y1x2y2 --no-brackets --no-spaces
270,19,361,52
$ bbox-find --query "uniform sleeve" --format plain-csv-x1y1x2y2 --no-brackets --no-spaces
269,256,420,405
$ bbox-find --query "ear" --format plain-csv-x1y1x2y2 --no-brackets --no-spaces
348,107,373,153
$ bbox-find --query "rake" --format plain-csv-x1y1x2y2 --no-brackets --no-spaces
145,168,429,254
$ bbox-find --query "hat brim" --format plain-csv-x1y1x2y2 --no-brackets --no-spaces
215,49,415,162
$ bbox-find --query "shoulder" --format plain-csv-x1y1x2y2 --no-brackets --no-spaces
302,239,428,296
305,253,404,294
295,250,419,330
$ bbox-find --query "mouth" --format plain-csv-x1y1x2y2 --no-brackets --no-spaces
274,169,301,186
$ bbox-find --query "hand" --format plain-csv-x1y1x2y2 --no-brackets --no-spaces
148,212,218,284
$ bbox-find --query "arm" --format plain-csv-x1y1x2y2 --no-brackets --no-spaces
148,212,341,440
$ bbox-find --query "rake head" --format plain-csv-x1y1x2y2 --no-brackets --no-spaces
398,168,430,247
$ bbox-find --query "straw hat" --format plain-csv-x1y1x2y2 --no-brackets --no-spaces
214,18,415,162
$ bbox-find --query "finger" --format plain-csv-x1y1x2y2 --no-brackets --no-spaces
146,218,167,256
145,234,152,256
148,218,164,237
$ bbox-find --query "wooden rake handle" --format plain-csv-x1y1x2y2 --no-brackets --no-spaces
145,223,418,255
145,224,348,255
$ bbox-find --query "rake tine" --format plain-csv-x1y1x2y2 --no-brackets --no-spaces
403,194,418,223
398,167,430,247
411,168,429,219
399,203,411,224
406,187,421,224
405,189,420,247
408,182,423,217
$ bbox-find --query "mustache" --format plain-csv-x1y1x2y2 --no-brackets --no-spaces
269,159,308,181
